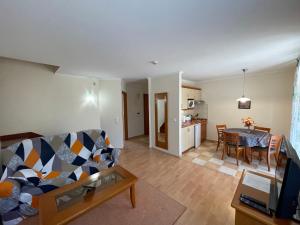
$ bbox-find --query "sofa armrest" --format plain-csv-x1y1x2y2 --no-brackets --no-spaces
91,147,121,167
111,148,121,165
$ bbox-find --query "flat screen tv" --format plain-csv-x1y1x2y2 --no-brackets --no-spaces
270,136,300,218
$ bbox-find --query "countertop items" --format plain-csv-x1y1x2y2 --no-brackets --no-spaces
182,118,207,128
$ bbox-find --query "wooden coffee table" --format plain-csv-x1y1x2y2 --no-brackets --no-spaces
39,166,137,225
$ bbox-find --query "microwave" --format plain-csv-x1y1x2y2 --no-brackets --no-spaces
187,99,195,109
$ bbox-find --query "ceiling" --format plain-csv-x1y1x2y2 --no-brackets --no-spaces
0,0,299,80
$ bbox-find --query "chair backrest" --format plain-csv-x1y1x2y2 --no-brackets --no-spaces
254,126,271,133
268,135,283,158
223,132,240,147
216,124,227,140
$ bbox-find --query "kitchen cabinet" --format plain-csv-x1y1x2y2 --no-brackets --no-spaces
181,125,195,152
181,86,201,109
201,120,207,142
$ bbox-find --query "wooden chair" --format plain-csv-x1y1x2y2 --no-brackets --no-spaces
254,126,271,133
253,135,283,171
222,132,245,166
216,124,227,151
251,126,271,161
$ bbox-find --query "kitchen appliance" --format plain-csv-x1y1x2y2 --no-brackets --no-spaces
187,99,195,109
194,123,201,148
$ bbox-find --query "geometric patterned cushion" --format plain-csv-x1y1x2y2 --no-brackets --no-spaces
0,180,16,198
0,179,20,216
64,132,95,166
11,165,42,186
0,129,121,225
91,149,103,163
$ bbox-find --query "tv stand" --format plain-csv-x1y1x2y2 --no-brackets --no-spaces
231,170,297,225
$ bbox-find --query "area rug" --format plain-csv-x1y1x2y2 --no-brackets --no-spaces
21,180,186,225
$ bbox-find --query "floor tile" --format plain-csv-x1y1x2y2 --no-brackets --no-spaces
200,152,214,158
218,166,237,176
208,158,224,166
238,164,256,172
187,152,200,157
192,158,207,166
206,162,220,170
224,157,238,165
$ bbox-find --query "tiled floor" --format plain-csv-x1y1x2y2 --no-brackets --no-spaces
182,141,276,178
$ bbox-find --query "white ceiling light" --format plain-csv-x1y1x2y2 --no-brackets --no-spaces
150,60,159,65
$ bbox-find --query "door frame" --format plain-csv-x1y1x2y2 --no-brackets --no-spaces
155,93,168,150
122,91,129,140
143,93,149,135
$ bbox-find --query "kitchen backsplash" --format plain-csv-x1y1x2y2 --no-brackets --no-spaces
181,102,208,119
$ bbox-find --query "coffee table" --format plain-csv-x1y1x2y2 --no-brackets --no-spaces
39,166,137,225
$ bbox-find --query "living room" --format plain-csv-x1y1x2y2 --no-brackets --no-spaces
1,1,300,225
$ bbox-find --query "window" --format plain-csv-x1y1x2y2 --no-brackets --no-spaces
290,59,300,154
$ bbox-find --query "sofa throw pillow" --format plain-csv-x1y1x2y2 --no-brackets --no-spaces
0,179,20,198
10,165,42,186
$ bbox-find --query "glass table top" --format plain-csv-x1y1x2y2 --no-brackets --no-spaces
55,171,124,211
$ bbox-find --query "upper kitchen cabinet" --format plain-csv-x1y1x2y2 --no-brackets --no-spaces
181,86,202,110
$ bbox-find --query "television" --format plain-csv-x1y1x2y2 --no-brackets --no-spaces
269,136,300,219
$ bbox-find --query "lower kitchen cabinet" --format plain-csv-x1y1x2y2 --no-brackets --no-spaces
181,125,194,152
201,120,207,142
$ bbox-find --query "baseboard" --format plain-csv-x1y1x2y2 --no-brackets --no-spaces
128,134,148,140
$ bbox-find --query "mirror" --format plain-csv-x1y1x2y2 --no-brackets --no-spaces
155,93,168,150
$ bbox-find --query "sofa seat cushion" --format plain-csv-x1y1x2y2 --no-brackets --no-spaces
11,166,42,186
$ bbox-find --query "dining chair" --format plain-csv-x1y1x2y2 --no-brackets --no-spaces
252,135,283,171
254,126,271,133
216,124,227,151
222,132,245,166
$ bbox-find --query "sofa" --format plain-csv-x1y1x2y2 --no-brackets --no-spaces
0,129,121,225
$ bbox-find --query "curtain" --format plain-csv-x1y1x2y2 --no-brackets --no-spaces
290,59,300,154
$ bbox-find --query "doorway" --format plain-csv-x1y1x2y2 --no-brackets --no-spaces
123,79,149,145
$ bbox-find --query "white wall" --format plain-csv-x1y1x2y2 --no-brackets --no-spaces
0,57,124,149
149,73,181,157
121,79,127,92
99,80,124,148
0,57,100,136
126,80,148,138
198,68,294,140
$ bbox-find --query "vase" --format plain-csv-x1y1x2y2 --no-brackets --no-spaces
246,126,251,133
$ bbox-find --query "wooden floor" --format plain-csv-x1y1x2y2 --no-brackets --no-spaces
119,136,239,225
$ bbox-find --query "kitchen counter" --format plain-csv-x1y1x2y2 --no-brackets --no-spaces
181,119,207,128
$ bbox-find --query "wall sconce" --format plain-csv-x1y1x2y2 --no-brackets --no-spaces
82,90,97,107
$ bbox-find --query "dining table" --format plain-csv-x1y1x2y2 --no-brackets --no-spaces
224,128,271,163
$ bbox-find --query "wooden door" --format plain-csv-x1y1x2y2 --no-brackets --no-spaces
143,94,149,135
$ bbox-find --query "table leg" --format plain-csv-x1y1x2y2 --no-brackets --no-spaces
130,184,136,208
244,147,251,164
